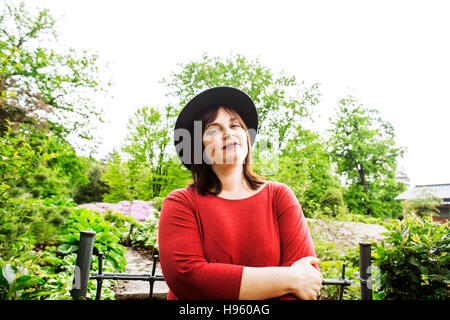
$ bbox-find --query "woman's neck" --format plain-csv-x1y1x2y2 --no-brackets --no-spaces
212,164,248,194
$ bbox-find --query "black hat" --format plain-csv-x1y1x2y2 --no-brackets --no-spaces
174,86,258,170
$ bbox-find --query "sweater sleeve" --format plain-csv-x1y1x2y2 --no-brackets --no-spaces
275,183,317,300
158,189,244,300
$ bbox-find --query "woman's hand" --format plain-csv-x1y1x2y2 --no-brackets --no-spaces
289,256,323,300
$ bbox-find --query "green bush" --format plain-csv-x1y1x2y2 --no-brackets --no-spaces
374,214,449,299
313,238,361,300
320,187,346,217
74,165,110,204
0,256,39,300
0,197,66,258
0,198,130,300
0,124,53,203
129,220,159,253
312,207,387,226
57,208,127,272
22,165,71,200
151,196,164,217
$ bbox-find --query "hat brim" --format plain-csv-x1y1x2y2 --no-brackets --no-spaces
174,87,258,170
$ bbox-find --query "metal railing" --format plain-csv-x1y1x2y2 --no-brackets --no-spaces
70,231,372,300
90,252,165,300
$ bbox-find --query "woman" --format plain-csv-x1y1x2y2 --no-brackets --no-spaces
158,87,322,300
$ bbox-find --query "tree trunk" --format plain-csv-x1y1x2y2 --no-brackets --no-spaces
357,162,372,215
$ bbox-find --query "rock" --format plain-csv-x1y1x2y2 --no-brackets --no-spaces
306,218,388,248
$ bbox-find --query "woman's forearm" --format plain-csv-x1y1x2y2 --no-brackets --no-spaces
238,266,295,300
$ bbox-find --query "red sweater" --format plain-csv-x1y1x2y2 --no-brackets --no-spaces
158,181,316,300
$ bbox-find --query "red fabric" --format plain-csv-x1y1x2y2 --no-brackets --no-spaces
158,181,316,300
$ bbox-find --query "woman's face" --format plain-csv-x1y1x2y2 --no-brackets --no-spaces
202,108,248,166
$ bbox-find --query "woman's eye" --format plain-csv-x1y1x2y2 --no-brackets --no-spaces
206,123,240,135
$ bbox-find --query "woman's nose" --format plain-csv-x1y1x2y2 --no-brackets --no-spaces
223,127,236,139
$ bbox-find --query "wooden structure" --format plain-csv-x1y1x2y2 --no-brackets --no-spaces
395,183,450,222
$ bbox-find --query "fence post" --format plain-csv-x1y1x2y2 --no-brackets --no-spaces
359,242,372,300
71,231,96,299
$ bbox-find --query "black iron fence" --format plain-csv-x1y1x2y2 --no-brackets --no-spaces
70,231,373,300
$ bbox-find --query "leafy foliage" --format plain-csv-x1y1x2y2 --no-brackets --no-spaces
2,124,96,204
0,124,54,202
56,208,127,272
374,214,449,299
262,127,339,216
328,96,406,217
121,105,191,200
73,164,110,204
0,0,109,150
320,187,346,217
308,222,361,300
0,199,133,299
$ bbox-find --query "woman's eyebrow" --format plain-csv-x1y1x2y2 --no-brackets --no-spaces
206,118,239,129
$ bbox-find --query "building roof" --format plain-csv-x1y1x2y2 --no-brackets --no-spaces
395,183,450,205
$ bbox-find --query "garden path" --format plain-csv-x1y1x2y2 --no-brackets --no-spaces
112,246,169,300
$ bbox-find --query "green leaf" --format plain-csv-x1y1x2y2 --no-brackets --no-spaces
408,256,420,267
57,243,78,254
419,265,429,274
11,275,35,291
2,264,17,285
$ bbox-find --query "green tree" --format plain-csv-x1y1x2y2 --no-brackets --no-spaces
121,105,190,199
0,123,53,202
266,126,339,216
161,53,321,148
319,187,346,217
0,0,109,152
73,165,110,204
101,151,131,203
328,95,406,217
4,127,93,201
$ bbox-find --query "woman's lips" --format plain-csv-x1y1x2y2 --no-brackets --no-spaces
223,143,239,150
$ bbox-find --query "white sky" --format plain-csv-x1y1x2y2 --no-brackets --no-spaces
33,0,450,187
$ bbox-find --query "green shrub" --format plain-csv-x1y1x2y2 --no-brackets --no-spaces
0,197,62,258
56,208,127,272
129,220,159,253
0,200,129,300
314,238,361,300
335,212,387,226
320,187,346,217
0,124,53,203
74,165,110,204
0,256,38,300
374,214,449,299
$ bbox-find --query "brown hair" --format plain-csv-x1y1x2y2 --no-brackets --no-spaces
187,105,266,196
